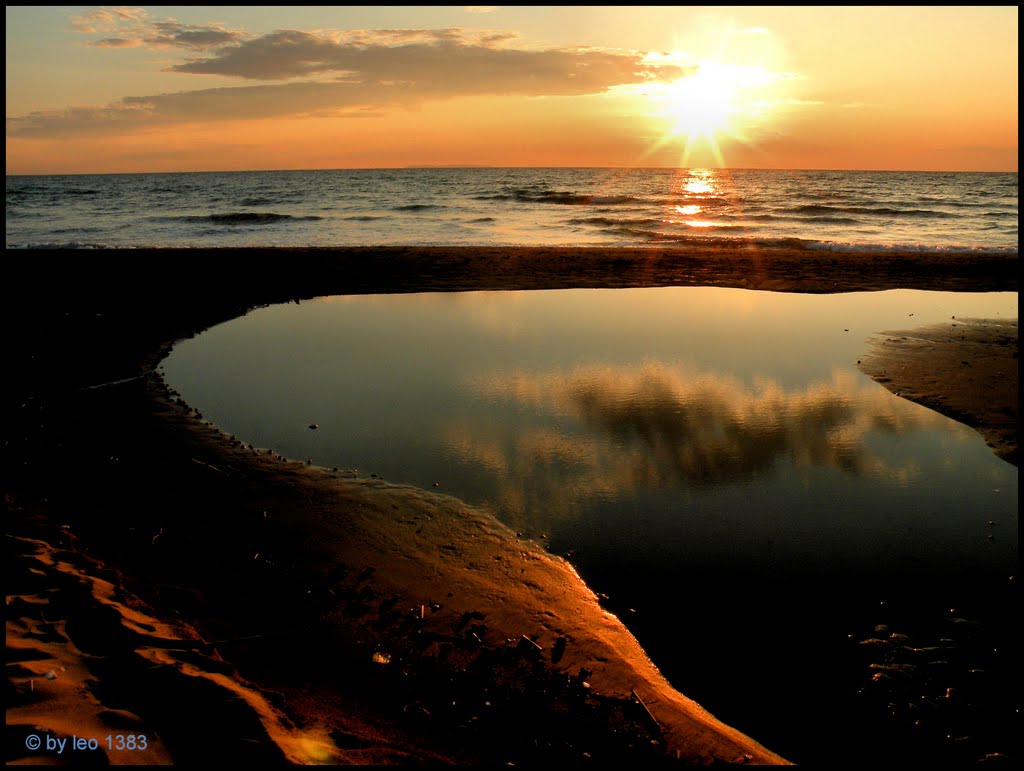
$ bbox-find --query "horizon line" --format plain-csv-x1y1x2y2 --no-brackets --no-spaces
6,164,1019,178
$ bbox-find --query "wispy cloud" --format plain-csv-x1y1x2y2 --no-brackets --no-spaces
9,26,683,138
70,6,147,33
70,6,245,50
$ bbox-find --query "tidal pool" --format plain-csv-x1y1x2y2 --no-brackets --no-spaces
162,286,1018,764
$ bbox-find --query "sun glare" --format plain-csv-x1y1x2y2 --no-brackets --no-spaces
661,63,745,137
643,53,787,167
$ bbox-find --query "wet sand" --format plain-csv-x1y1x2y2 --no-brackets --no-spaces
4,245,1017,766
858,317,1018,465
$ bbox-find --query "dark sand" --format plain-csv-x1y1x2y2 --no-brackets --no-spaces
4,245,1017,766
858,317,1018,465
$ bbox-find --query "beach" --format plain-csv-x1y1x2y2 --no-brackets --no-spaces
859,318,1018,465
4,245,1017,766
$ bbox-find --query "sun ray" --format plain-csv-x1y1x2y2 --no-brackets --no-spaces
640,52,791,168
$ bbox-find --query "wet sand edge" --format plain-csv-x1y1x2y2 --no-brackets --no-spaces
858,317,1018,466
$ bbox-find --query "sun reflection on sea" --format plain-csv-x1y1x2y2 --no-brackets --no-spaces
683,178,716,196
663,169,724,230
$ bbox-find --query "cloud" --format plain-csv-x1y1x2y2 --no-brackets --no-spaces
7,102,159,138
92,37,144,49
8,28,683,138
168,28,672,85
144,21,245,50
70,7,147,33
71,7,244,50
7,82,363,138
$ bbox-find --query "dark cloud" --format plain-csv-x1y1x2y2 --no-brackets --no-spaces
145,21,245,50
92,37,142,49
168,28,674,86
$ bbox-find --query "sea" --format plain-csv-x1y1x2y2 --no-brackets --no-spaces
5,167,1019,252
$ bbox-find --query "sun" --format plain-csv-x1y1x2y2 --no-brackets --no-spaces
645,58,782,167
661,63,743,139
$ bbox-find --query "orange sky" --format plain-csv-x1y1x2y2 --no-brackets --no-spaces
5,6,1018,174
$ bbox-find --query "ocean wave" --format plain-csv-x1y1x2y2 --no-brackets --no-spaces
238,197,281,207
5,241,116,249
567,217,663,227
24,188,103,196
5,238,1016,255
474,189,642,206
578,229,1018,255
805,217,864,225
179,212,324,225
4,208,44,219
747,213,864,225
393,204,446,211
673,195,732,205
4,186,101,198
612,224,751,243
793,204,956,218
910,196,1015,208
973,187,1018,197
803,240,1018,254
668,223,749,233
345,215,387,221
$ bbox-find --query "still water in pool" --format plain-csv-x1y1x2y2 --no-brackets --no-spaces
162,286,1018,764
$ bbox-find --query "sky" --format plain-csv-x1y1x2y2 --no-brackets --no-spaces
4,5,1019,174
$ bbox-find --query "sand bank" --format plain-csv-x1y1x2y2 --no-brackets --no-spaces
858,317,1018,465
4,245,1017,765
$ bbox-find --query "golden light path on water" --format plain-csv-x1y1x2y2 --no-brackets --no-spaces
659,168,728,234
